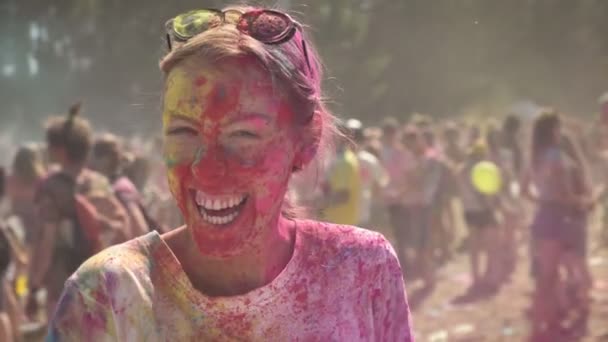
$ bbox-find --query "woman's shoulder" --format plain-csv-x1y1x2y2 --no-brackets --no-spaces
68,232,160,287
295,219,397,264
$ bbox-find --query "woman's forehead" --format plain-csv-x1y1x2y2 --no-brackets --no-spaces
172,57,275,88
163,58,287,125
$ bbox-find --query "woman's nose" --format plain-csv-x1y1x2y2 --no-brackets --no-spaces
190,145,228,182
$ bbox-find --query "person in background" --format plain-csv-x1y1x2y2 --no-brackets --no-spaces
0,167,15,342
401,126,441,290
410,112,433,132
468,124,482,146
557,134,593,336
486,126,518,283
502,114,523,177
380,117,411,271
521,110,593,341
124,155,151,194
7,144,47,248
27,103,129,319
443,122,466,167
346,119,388,227
91,133,152,237
458,141,501,298
596,92,608,246
421,128,457,263
320,123,362,226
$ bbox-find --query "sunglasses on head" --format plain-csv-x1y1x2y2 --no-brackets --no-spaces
165,8,311,73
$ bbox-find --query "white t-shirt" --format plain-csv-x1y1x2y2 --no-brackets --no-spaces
357,150,388,225
48,220,413,341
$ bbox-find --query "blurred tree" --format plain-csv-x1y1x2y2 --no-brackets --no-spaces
1,0,608,137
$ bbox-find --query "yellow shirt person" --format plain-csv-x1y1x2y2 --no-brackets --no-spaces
321,148,362,226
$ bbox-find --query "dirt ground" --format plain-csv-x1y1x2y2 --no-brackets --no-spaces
372,203,608,342
404,248,608,342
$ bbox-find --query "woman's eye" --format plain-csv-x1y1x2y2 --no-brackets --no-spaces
231,130,260,139
167,126,199,136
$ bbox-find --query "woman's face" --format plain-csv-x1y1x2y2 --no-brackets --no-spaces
162,58,303,257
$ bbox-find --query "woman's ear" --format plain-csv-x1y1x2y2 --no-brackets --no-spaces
294,111,322,171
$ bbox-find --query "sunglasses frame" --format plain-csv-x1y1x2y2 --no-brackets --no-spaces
164,8,311,74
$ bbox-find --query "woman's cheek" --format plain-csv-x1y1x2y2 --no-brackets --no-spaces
252,150,294,211
164,139,197,212
164,137,200,166
166,164,188,201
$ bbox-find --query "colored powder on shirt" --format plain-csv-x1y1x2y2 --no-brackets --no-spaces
48,220,414,341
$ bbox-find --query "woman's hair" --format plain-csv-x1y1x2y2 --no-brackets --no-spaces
12,143,45,185
45,103,93,163
531,109,560,167
159,6,339,218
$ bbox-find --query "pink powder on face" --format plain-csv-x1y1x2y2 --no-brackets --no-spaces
164,58,302,257
194,77,207,87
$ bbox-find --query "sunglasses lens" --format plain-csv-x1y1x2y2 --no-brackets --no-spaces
241,11,292,43
224,10,242,24
173,10,222,39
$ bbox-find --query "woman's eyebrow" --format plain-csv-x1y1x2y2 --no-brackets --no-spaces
167,112,200,126
225,113,272,126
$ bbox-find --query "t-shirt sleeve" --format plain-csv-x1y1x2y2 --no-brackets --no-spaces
372,239,414,341
47,276,117,342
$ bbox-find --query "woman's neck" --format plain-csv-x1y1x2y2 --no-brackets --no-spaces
165,216,296,297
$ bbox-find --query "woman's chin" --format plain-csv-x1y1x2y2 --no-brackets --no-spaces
187,201,258,257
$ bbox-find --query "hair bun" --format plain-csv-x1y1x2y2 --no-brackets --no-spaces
68,102,82,120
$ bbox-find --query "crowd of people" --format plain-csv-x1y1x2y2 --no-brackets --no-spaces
0,95,606,341
0,97,606,341
310,95,608,341
0,103,187,340
0,4,607,341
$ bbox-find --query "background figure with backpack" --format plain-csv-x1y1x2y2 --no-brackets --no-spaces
27,104,130,320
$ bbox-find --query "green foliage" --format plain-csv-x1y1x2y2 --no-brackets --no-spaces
1,0,608,134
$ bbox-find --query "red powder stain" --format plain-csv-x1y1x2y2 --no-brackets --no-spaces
82,310,107,331
295,291,307,304
171,164,192,215
203,83,241,121
194,77,207,87
276,102,295,128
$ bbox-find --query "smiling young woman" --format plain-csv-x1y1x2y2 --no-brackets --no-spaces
48,6,413,341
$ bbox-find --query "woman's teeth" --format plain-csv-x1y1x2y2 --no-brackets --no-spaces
195,191,246,226
195,192,246,211
201,211,239,225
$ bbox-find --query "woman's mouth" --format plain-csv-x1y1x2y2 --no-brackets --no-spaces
193,190,248,226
